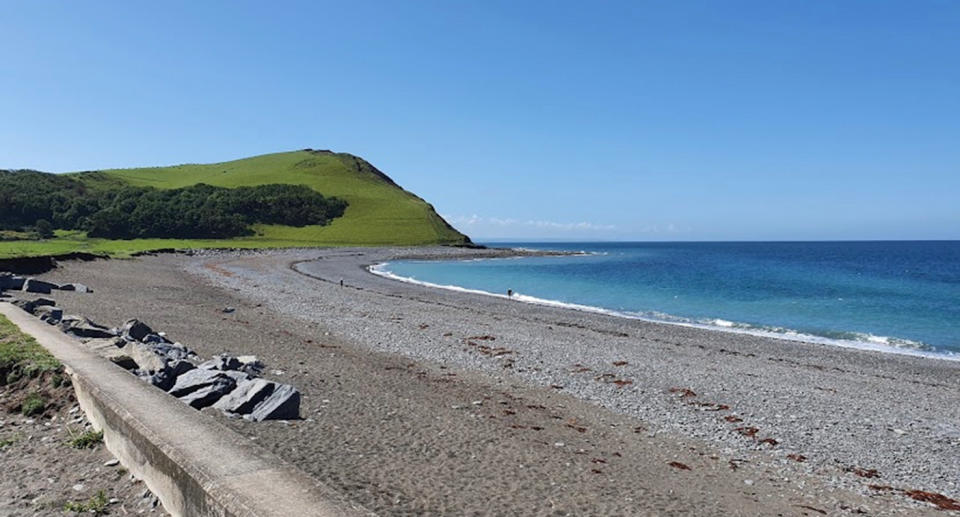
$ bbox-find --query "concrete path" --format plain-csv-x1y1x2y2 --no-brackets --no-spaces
0,302,370,517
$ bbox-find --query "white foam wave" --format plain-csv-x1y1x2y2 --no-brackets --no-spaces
367,263,958,362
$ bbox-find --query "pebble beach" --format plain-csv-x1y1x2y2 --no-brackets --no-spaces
31,247,960,515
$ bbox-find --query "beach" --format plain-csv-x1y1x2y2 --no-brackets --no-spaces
36,247,960,515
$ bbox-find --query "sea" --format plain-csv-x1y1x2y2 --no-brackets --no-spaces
372,241,960,360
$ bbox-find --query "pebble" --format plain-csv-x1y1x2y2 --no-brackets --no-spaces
104,459,120,467
72,483,85,491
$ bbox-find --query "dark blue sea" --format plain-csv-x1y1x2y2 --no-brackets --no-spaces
373,241,960,359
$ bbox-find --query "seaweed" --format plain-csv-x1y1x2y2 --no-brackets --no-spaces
903,490,960,510
669,387,697,398
845,466,879,479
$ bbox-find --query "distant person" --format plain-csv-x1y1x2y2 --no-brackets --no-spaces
507,289,513,298
340,279,344,288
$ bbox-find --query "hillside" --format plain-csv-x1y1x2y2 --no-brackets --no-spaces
0,150,470,258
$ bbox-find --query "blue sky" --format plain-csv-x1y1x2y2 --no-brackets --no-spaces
2,1,957,241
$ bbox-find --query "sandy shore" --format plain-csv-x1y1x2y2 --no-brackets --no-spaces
34,247,960,515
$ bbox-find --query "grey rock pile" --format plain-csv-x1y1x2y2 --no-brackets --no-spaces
9,297,299,421
0,272,91,295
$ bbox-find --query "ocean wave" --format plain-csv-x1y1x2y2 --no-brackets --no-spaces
367,263,958,362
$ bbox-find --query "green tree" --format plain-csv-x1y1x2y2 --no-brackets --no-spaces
33,219,54,239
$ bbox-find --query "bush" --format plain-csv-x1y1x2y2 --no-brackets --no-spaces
67,428,103,449
21,392,46,416
64,490,108,515
33,219,54,238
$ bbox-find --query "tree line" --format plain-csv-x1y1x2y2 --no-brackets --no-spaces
0,170,347,239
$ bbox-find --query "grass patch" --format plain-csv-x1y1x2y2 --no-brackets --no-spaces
0,230,38,242
21,391,46,416
67,428,103,449
0,433,22,449
0,314,61,384
64,490,108,515
0,150,469,259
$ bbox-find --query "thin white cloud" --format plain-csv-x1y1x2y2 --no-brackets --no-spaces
444,214,615,232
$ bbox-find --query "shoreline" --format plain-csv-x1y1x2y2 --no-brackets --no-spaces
28,247,960,514
367,255,958,362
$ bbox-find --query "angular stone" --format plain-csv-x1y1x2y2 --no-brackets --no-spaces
169,368,236,397
248,383,300,421
221,370,251,383
142,333,172,345
34,305,63,324
84,337,138,370
237,355,265,376
199,354,242,372
169,369,237,409
127,342,168,373
120,319,154,342
179,381,236,409
12,298,56,314
213,378,275,414
0,273,26,290
137,360,195,391
151,342,197,363
22,278,59,294
59,317,116,339
59,283,92,293
84,336,127,350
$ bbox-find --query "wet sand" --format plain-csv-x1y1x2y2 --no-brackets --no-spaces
37,247,960,515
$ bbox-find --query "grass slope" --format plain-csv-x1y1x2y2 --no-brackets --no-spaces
0,150,468,258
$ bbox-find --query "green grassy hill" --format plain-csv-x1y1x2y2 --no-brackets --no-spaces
0,150,469,258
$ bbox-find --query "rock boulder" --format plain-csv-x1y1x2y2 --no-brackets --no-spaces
59,316,116,339
127,342,169,373
59,283,92,293
13,297,56,314
212,378,275,415
248,383,300,421
120,319,154,342
22,278,59,294
0,273,26,291
169,369,238,409
34,305,63,324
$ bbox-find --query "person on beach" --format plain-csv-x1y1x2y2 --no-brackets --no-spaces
507,289,513,298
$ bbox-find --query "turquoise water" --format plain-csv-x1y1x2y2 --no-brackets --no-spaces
376,241,960,358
